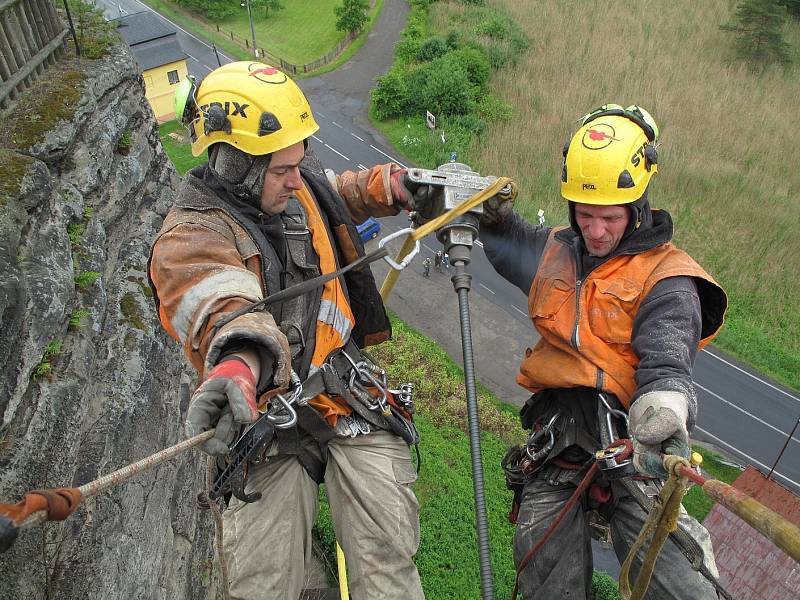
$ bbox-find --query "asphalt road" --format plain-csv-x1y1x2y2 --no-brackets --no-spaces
94,0,800,496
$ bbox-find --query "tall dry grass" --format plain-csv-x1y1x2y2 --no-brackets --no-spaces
432,0,800,388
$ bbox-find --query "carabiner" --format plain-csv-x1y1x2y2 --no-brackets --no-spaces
378,227,420,271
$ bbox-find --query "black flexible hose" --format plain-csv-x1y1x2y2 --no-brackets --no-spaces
453,263,494,599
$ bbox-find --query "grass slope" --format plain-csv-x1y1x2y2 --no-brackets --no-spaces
374,0,800,393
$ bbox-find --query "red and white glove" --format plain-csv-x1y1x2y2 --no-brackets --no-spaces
185,357,258,456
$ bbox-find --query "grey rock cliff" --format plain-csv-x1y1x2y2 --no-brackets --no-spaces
0,43,218,599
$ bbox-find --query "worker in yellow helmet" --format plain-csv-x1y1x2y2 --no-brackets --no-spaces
151,62,424,599
476,105,728,598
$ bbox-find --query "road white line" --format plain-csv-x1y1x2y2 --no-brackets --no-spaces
332,121,343,129
475,240,484,247
357,164,367,171
316,111,327,118
129,0,235,62
324,144,350,161
512,306,527,317
479,283,495,295
704,349,800,404
186,53,197,61
695,382,800,444
351,133,364,142
694,426,799,490
422,243,435,253
370,145,406,167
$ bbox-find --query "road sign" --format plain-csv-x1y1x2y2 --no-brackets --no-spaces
426,111,435,130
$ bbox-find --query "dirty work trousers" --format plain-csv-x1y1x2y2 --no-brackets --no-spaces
221,430,424,600
513,475,720,599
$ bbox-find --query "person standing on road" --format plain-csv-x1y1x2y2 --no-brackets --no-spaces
477,104,728,598
434,250,444,273
149,62,424,600
423,256,432,277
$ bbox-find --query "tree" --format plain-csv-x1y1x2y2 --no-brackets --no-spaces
778,0,800,18
722,0,792,66
335,0,369,35
251,0,284,19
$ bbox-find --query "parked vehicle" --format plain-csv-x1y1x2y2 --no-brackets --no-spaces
356,217,381,242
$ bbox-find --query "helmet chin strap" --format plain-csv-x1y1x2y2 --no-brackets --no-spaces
209,144,271,205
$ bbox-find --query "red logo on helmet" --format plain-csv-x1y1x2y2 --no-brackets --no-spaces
587,128,619,142
247,63,288,84
581,123,618,150
251,67,279,76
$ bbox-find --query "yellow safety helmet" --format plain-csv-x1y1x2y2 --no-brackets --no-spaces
561,104,659,205
179,61,319,157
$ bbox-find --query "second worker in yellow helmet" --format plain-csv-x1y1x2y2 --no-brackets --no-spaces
475,104,728,599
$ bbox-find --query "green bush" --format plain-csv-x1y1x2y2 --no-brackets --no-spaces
447,45,491,89
477,15,511,39
421,57,476,115
445,30,462,50
418,36,449,61
371,68,411,120
477,94,514,122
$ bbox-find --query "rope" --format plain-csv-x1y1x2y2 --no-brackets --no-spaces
205,456,232,600
0,430,214,539
511,440,632,600
619,455,689,600
379,177,513,300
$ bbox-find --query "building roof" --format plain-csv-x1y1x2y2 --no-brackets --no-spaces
704,467,800,599
114,11,185,71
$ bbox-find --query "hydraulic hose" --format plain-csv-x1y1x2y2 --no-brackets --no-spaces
453,260,494,600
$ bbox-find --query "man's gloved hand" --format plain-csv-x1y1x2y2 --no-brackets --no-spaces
480,181,518,226
389,168,443,224
628,390,690,478
185,357,258,456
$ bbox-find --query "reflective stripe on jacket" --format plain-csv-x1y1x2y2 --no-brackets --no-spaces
518,228,726,408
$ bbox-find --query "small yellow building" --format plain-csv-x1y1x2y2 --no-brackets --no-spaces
115,11,188,122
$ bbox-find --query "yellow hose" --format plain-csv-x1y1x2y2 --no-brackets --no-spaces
336,541,349,599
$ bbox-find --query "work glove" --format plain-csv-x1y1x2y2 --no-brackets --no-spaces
389,168,444,225
628,390,690,478
185,357,259,456
480,181,518,226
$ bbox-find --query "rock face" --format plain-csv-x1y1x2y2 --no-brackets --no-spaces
0,44,218,599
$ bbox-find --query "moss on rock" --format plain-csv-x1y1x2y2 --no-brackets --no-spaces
0,70,84,151
0,149,37,206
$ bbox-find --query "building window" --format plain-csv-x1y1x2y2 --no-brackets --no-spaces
167,70,179,85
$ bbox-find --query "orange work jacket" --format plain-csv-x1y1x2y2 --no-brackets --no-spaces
518,228,726,409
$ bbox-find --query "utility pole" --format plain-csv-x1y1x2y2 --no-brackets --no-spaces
244,0,259,58
767,416,800,481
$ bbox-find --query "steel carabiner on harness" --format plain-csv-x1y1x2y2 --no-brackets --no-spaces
341,349,392,416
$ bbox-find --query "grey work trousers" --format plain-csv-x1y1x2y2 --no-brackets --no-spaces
221,430,424,600
513,475,720,600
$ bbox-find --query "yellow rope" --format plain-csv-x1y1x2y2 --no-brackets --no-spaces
619,456,690,600
379,177,513,300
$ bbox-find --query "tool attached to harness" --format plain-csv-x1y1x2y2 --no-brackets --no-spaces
502,413,561,523
595,445,636,480
595,393,635,480
205,373,304,506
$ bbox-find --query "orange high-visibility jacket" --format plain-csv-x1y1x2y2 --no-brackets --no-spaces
149,164,401,425
518,228,726,409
